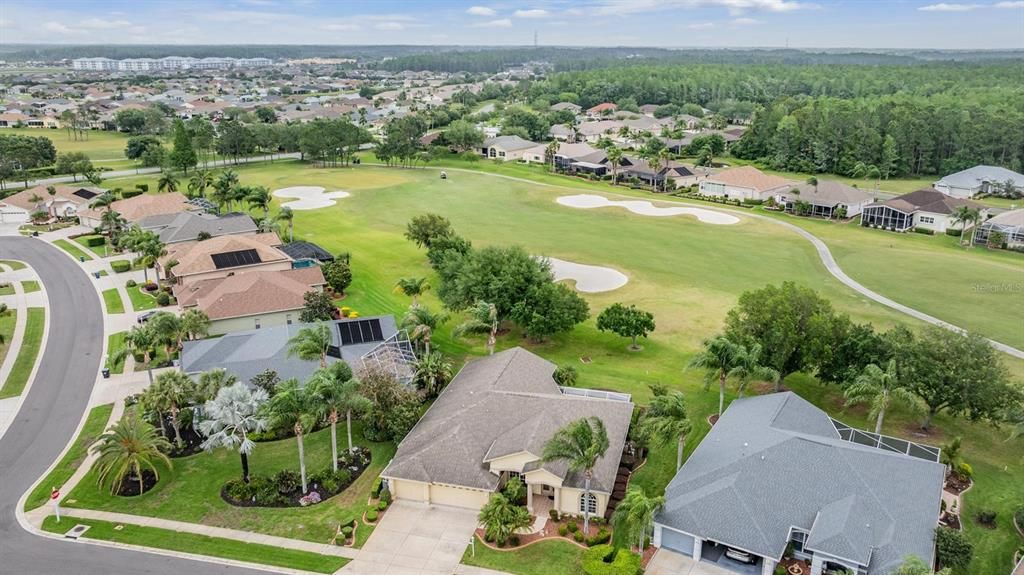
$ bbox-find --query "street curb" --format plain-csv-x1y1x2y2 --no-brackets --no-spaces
0,260,48,436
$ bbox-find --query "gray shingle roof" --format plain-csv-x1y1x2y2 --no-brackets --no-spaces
656,393,943,575
787,180,875,207
382,347,633,493
936,165,1023,190
138,211,257,244
483,135,538,151
876,188,984,216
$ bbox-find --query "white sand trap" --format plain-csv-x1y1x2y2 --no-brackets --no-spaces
546,257,628,293
556,194,740,225
273,186,351,210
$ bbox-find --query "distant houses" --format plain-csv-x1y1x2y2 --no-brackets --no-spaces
860,189,988,234
480,135,539,161
933,165,1023,199
0,184,105,223
776,180,875,218
972,208,1024,248
698,166,795,202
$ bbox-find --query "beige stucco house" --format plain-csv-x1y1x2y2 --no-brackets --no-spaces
159,232,292,286
699,165,795,201
0,184,104,223
382,347,633,516
78,191,193,228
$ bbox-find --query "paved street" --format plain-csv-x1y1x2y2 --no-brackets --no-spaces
0,236,272,575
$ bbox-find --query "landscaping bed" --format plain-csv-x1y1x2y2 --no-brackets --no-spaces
222,447,371,508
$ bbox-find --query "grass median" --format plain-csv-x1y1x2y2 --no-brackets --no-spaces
0,307,45,399
0,259,27,270
52,239,92,261
101,289,125,314
21,280,41,293
105,331,127,375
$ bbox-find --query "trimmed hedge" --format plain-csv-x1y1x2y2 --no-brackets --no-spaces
121,189,144,199
945,228,963,237
912,227,935,235
365,508,379,523
581,545,642,575
111,260,131,273
81,235,105,247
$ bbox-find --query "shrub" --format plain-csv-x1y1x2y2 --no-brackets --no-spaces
957,462,973,479
742,198,764,205
567,522,579,533
945,228,963,237
581,545,642,575
558,524,569,537
365,508,379,523
1015,506,1024,529
274,469,301,494
225,479,256,501
912,227,935,235
136,184,149,193
975,510,997,527
574,530,585,543
371,478,383,498
553,365,578,387
934,526,973,571
121,189,144,199
378,500,389,511
341,525,353,537
379,486,392,505
509,536,520,547
503,476,526,505
338,514,356,528
82,235,105,247
111,260,131,273
155,291,171,306
587,529,611,546
549,509,560,522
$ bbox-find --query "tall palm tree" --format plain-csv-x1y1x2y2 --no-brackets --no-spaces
453,300,499,355
246,185,272,220
412,351,453,398
100,209,126,245
950,206,980,247
611,486,665,551
545,140,560,172
114,323,158,384
287,322,332,368
308,362,371,469
157,171,179,194
212,169,239,211
687,336,757,418
188,170,213,199
148,311,184,360
179,308,211,342
657,148,672,191
148,370,196,449
401,304,449,356
393,277,430,305
844,360,924,435
542,417,609,534
275,206,295,242
196,368,238,403
265,378,317,493
606,147,623,185
197,381,268,483
93,413,172,495
641,392,692,470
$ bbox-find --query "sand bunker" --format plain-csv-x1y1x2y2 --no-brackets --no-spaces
273,186,351,210
556,194,740,225
546,257,628,293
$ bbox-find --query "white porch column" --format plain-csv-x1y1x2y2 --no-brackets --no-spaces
692,537,703,561
527,486,534,513
553,487,560,513
762,558,777,575
653,525,663,548
810,555,824,575
423,483,431,504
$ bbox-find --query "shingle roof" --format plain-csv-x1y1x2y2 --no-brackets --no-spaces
79,191,191,223
787,180,874,207
935,165,1024,190
382,348,633,494
877,188,985,216
706,166,795,193
484,135,538,151
162,233,289,277
0,185,103,211
656,393,943,575
174,267,325,320
138,211,257,244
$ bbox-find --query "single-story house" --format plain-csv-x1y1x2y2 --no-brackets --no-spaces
382,347,633,515
972,208,1024,248
174,267,326,335
159,232,292,285
698,166,796,201
181,315,414,383
775,180,875,218
933,165,1024,199
278,240,335,263
586,102,618,117
621,158,698,189
654,392,944,575
549,124,575,142
550,102,582,114
577,120,624,143
138,212,257,244
860,188,988,233
480,135,539,161
78,191,193,228
0,184,105,223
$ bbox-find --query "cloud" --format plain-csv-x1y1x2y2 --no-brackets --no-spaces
731,17,760,24
43,21,73,33
514,9,549,18
0,18,11,28
474,18,513,27
688,21,716,29
80,18,134,29
993,0,1024,6
918,3,981,10
240,0,275,5
374,21,405,30
322,23,359,31
466,6,497,16
594,0,815,16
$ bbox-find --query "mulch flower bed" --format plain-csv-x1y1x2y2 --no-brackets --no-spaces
116,469,159,497
221,447,371,508
708,414,720,426
475,516,608,551
940,512,962,530
944,473,972,495
780,557,811,575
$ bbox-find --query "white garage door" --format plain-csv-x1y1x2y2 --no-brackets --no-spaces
661,527,694,556
0,210,28,224
429,484,490,509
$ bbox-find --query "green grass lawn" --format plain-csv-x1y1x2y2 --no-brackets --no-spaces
106,331,127,375
39,516,349,574
21,280,41,293
74,236,111,258
101,289,125,314
64,421,395,548
0,259,27,270
3,127,132,162
0,283,13,296
25,404,114,511
0,307,45,399
0,310,17,369
461,538,583,575
125,284,159,311
52,239,92,261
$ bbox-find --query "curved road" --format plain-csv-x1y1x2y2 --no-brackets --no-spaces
0,236,272,575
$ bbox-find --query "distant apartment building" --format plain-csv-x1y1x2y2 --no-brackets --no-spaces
71,57,273,72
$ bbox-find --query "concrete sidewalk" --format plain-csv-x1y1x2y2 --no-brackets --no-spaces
0,262,42,439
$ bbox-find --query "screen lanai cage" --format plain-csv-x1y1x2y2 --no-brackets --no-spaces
358,330,417,385
831,418,941,463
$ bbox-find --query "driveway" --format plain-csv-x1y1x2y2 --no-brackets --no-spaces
647,549,751,575
343,501,479,575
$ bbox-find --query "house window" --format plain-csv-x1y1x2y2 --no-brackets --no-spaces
790,529,809,553
579,493,597,514
920,216,935,224
286,314,293,325
254,318,261,329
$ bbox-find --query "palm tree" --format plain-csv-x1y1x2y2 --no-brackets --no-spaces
687,336,758,417
188,170,213,199
542,417,609,534
940,436,964,475
545,140,560,172
657,148,672,192
100,209,126,245
197,381,268,483
453,301,499,355
393,277,430,305
213,169,240,209
287,322,332,368
148,311,184,360
308,362,371,469
413,351,453,398
844,360,923,435
950,206,980,247
179,308,210,342
611,486,665,551
148,370,196,449
806,176,818,192
265,378,317,493
642,392,692,470
606,147,623,185
478,493,532,546
275,206,295,242
157,171,179,194
93,413,172,495
246,185,272,220
196,368,238,403
114,323,158,384
401,304,449,356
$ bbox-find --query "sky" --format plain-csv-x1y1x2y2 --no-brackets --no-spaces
0,0,1022,50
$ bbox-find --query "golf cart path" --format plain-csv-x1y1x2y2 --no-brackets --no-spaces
410,164,1024,360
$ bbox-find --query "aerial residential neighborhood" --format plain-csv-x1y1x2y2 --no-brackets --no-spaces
0,3,1022,575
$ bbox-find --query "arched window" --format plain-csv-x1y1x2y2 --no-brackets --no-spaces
579,492,597,514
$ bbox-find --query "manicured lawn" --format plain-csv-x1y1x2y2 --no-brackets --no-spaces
0,283,13,296
64,421,395,548
3,127,133,162
461,538,583,575
24,404,114,511
0,259,27,270
105,331,127,375
52,239,92,261
74,235,111,258
21,280,40,293
40,516,349,574
101,289,125,314
0,307,45,399
0,310,17,369
125,284,159,311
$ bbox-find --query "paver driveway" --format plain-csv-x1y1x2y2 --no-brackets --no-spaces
343,501,480,575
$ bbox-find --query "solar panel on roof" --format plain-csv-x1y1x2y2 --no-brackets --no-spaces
337,319,384,346
73,188,99,200
210,248,262,269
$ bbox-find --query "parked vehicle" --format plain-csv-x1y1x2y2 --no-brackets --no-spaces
725,547,756,564
137,311,157,324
